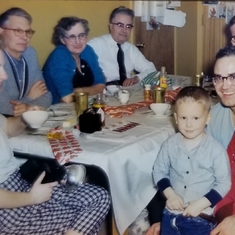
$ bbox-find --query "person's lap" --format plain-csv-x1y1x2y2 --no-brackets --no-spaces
161,209,216,235
0,170,110,235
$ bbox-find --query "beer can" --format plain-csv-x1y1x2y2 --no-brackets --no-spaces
194,74,201,86
74,92,88,117
152,87,165,103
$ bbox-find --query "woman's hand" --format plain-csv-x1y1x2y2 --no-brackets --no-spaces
29,172,58,205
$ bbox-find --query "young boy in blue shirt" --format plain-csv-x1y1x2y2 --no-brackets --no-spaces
153,86,231,235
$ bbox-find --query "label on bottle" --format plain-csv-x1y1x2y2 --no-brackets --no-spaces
144,90,151,101
93,104,105,127
160,77,168,89
96,108,105,122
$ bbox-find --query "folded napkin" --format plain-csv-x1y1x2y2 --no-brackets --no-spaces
140,71,160,87
47,128,82,164
86,131,136,143
165,87,182,104
104,101,152,118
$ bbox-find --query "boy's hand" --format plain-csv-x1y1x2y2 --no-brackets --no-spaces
183,197,211,217
29,172,58,205
164,187,184,211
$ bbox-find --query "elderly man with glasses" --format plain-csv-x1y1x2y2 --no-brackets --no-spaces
88,6,156,87
0,7,52,116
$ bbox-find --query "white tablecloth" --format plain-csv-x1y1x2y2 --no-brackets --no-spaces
9,85,176,235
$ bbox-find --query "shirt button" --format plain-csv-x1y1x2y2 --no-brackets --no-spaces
184,186,187,189
188,157,190,159
186,171,189,174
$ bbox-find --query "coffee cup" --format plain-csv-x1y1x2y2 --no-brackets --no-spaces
118,90,130,104
150,103,171,116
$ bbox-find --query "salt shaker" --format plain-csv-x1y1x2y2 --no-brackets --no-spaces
128,208,150,235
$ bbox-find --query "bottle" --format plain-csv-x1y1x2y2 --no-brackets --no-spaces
93,93,106,127
194,72,204,87
159,66,168,89
144,84,152,101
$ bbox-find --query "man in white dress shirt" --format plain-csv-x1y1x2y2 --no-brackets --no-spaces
88,6,156,87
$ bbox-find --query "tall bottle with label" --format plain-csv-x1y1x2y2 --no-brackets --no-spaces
93,93,106,127
159,66,168,89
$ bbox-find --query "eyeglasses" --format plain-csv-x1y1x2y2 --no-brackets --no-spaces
111,22,134,30
63,33,87,42
231,36,235,41
212,75,235,85
1,27,35,38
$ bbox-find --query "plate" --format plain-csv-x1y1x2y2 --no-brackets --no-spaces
48,110,71,121
148,110,173,118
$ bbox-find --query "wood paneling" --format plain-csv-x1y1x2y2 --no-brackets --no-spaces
202,5,227,76
135,17,174,74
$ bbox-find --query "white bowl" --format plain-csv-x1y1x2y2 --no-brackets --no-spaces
22,110,49,128
106,85,120,95
150,103,171,116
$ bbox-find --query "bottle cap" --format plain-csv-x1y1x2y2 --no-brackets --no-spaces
145,84,151,90
161,66,166,72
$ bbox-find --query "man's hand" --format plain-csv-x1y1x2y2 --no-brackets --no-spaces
145,222,161,235
183,197,211,217
122,76,139,87
10,100,30,116
11,100,44,116
29,172,58,205
27,80,48,100
210,215,235,235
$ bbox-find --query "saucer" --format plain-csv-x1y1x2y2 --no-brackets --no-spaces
148,110,173,118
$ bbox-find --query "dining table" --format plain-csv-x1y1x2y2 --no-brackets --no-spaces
9,84,176,235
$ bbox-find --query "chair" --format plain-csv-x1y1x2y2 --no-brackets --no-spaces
13,151,112,235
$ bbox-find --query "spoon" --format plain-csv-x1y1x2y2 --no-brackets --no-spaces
49,109,58,117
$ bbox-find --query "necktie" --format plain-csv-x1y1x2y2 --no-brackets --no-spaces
117,43,126,85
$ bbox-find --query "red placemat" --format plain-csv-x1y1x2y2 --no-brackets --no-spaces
47,128,82,165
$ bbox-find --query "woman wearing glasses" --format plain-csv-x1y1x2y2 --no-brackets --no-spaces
43,17,105,104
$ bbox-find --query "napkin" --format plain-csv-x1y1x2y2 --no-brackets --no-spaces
47,128,82,165
86,131,136,143
104,101,153,118
165,87,182,104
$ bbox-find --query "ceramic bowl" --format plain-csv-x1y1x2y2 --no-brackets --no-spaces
22,110,49,128
150,103,171,116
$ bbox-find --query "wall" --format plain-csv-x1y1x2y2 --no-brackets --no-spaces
175,1,202,77
0,1,131,66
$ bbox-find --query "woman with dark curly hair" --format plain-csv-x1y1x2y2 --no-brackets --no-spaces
43,17,105,104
